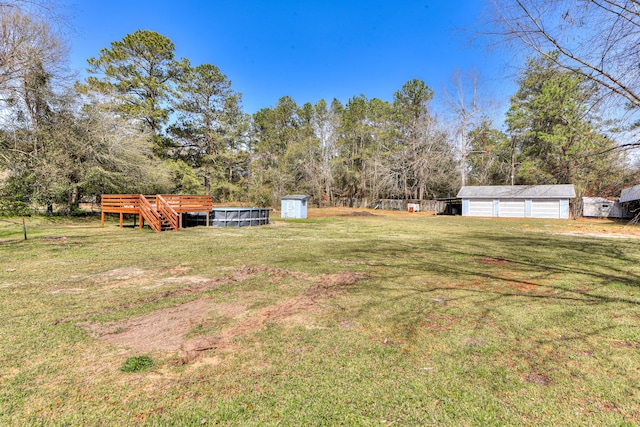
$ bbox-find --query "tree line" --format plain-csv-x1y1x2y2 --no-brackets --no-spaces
0,1,638,214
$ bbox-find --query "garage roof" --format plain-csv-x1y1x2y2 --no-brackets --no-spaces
620,184,640,203
281,195,309,201
457,185,576,199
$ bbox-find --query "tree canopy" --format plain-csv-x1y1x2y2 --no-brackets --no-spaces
506,55,634,204
1,1,638,215
490,0,640,147
79,29,187,156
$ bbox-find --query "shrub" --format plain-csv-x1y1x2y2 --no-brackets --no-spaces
119,355,154,373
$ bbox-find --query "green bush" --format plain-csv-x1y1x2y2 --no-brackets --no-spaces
0,200,31,216
119,355,154,373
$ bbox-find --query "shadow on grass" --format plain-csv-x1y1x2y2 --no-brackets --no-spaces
327,230,640,307
321,229,640,389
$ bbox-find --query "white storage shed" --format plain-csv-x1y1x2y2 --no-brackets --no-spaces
457,185,576,219
582,197,631,219
281,195,308,219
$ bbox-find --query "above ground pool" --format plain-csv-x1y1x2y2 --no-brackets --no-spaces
184,207,270,227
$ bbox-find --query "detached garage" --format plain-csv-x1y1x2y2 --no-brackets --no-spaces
457,185,576,219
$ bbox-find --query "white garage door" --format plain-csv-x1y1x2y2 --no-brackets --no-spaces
498,199,525,218
468,199,494,217
531,199,560,218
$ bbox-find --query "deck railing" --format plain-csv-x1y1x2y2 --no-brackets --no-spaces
161,194,213,212
101,194,214,231
101,194,140,213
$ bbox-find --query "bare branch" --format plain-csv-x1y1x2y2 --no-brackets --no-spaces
489,0,640,113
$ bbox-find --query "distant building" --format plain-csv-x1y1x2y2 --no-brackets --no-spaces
582,197,631,219
619,184,640,218
457,185,576,219
281,195,308,219
620,184,640,204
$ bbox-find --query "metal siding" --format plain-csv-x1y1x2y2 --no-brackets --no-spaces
620,184,640,203
531,199,561,219
300,199,308,218
467,199,494,217
292,201,299,218
560,199,569,219
582,199,612,218
282,200,297,218
457,184,576,199
498,199,526,218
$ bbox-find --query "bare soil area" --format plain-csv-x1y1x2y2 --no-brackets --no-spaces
85,267,367,363
476,257,517,266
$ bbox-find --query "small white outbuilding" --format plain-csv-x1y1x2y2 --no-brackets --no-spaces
457,185,576,219
281,195,308,219
582,197,631,219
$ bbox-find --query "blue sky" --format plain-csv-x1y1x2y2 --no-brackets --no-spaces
62,0,517,117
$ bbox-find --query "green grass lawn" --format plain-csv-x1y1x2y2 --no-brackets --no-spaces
0,213,639,426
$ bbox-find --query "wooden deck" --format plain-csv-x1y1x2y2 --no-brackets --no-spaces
101,194,214,232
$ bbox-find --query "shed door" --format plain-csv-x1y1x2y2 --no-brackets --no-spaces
468,199,493,217
531,199,560,218
498,199,525,218
287,200,296,218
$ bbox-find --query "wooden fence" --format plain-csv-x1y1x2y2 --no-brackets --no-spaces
332,198,446,212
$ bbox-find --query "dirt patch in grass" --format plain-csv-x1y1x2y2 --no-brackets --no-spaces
490,280,557,296
420,313,462,333
88,298,216,352
524,371,554,386
42,236,68,243
610,339,640,349
94,267,153,290
165,266,191,275
0,238,21,243
501,281,552,294
314,271,367,287
57,267,297,323
338,211,377,217
85,268,367,363
96,267,147,282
